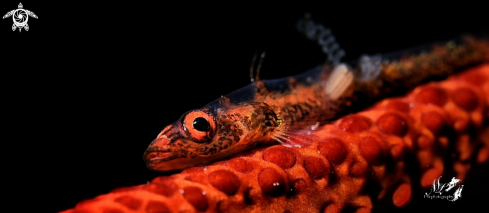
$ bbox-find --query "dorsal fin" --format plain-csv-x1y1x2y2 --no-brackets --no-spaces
250,50,266,82
297,13,345,65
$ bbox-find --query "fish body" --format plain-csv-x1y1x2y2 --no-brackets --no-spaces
144,65,346,171
144,35,489,171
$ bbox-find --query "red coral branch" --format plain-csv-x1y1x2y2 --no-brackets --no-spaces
62,64,489,213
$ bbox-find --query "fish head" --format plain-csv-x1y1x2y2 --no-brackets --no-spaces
143,102,281,171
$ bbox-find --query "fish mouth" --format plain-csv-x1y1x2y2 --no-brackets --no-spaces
143,147,176,163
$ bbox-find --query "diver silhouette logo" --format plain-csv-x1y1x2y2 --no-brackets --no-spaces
3,3,38,32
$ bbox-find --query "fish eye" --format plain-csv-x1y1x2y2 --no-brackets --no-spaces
181,110,216,142
193,117,210,131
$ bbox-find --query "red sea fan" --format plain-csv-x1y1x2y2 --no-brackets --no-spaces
62,64,489,213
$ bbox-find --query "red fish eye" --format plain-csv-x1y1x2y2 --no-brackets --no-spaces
181,110,216,142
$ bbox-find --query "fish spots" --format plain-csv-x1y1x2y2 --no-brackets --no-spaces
114,195,142,210
146,201,171,213
414,86,447,106
251,102,280,130
392,183,411,207
452,87,478,111
258,167,286,196
208,112,246,155
421,111,447,136
227,158,254,173
359,137,385,165
208,170,240,195
318,138,347,165
303,156,330,180
377,113,408,136
280,102,315,125
182,186,208,212
262,147,296,169
338,115,372,133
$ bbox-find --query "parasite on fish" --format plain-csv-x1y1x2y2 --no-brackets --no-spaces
144,19,489,171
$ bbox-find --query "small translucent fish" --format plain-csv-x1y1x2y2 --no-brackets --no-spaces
144,35,489,171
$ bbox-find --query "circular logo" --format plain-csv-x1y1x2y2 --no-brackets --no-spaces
13,9,28,27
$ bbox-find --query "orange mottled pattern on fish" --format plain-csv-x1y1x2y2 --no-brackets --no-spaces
143,36,489,172
62,64,489,213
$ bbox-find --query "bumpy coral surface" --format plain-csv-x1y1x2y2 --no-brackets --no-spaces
62,64,489,213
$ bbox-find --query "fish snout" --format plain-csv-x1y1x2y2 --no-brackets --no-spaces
143,137,175,166
149,134,172,147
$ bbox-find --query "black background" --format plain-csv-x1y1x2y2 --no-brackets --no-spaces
1,1,488,212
